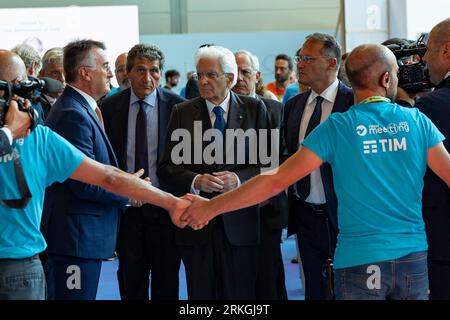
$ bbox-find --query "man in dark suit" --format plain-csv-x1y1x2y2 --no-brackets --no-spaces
232,49,288,300
42,40,129,300
284,33,353,300
414,19,450,300
157,45,270,299
100,44,185,300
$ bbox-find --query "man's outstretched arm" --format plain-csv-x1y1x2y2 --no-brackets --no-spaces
181,146,323,228
70,157,190,228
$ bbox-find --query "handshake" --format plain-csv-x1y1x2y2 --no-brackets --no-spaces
166,194,213,231
128,169,226,231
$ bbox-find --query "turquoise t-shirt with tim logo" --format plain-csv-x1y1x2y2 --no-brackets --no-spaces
0,125,85,259
303,102,445,269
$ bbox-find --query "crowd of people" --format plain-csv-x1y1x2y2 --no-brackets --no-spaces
0,17,449,301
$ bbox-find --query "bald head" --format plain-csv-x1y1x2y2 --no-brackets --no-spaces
115,52,129,88
424,18,450,84
345,44,397,91
0,49,28,83
429,18,450,48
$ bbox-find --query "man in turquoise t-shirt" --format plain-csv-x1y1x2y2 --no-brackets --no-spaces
0,107,190,300
0,106,191,301
179,44,450,300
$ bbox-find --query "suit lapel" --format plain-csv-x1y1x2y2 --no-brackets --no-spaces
331,82,352,114
193,98,212,130
226,92,244,130
116,89,131,169
65,86,120,167
291,91,310,151
156,88,167,160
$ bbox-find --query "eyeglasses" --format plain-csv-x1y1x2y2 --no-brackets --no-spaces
81,62,111,73
238,69,255,78
193,72,228,80
294,55,331,64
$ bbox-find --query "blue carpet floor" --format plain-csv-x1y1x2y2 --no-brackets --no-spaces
96,232,304,300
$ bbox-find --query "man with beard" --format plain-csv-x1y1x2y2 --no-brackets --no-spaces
265,54,293,101
164,69,180,91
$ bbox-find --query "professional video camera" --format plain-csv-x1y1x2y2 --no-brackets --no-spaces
0,77,62,209
385,34,433,93
0,77,62,129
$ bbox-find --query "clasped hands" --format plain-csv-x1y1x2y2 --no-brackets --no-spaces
169,172,238,230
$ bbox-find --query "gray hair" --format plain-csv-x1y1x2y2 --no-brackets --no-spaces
195,45,238,87
305,33,342,70
235,50,260,71
127,44,165,72
63,39,106,83
41,47,63,71
11,43,42,74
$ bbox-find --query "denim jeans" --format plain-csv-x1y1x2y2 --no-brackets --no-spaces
0,256,46,300
334,251,429,300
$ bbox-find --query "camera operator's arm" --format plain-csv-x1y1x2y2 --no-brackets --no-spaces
0,100,31,156
4,99,31,139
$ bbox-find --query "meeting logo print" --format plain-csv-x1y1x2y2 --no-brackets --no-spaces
356,121,410,155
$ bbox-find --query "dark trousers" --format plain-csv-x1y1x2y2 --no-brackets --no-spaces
255,206,287,300
179,219,258,300
45,253,102,300
292,198,336,300
428,260,450,300
116,205,181,300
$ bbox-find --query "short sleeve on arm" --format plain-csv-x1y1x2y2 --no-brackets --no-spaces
43,127,86,186
302,118,336,163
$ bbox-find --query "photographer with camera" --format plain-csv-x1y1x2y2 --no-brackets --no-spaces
0,50,33,156
0,101,31,156
0,49,191,300
411,18,450,300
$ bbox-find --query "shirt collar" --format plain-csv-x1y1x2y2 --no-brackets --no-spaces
445,71,450,80
68,84,98,112
206,91,231,115
307,78,339,105
130,87,157,108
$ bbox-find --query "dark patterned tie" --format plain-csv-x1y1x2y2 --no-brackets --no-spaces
296,96,324,199
134,100,149,178
212,106,225,135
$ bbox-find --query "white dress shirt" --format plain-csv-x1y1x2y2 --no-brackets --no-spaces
190,91,241,194
68,85,98,115
298,79,339,204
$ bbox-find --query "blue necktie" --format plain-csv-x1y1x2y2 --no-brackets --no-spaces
135,100,149,178
213,106,225,135
297,96,324,200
